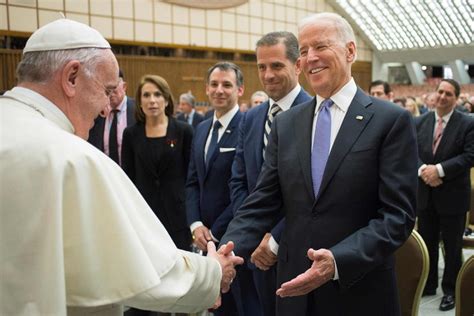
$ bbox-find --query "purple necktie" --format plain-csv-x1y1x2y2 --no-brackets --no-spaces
311,99,333,197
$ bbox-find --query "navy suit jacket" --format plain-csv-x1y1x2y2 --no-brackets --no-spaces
177,111,205,129
230,88,312,243
221,89,418,315
416,110,474,215
186,110,242,240
88,97,135,151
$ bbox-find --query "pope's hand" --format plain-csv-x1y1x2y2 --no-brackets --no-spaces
276,248,334,297
207,241,244,293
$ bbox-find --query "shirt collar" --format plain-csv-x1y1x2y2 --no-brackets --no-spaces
315,78,356,114
213,104,239,130
435,109,454,123
269,84,301,112
117,96,127,113
7,87,75,134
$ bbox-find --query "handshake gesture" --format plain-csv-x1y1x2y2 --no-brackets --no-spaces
207,241,243,293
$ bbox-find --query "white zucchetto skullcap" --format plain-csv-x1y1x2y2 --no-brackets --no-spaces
23,18,110,54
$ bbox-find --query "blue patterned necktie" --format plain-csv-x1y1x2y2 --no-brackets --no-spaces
311,99,333,197
206,120,222,168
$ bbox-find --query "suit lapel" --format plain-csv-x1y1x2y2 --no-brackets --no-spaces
293,98,317,198
197,120,212,180
254,103,269,169
316,89,374,201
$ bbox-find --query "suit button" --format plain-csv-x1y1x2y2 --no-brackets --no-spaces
312,212,318,219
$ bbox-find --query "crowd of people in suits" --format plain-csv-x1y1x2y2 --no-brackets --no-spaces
87,13,473,316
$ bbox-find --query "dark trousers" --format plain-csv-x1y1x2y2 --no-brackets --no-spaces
253,265,276,316
418,206,465,295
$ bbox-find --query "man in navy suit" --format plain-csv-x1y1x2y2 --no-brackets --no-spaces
186,61,244,316
416,79,474,311
221,12,417,315
88,69,135,165
230,31,311,316
177,92,204,129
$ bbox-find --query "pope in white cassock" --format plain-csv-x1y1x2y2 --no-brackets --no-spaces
0,19,243,316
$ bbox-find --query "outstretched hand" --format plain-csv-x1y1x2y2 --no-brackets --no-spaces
276,248,335,297
207,241,244,293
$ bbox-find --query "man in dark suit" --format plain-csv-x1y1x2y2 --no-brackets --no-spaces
186,61,244,316
177,92,204,129
88,69,135,165
221,12,418,315
230,31,312,316
415,78,474,311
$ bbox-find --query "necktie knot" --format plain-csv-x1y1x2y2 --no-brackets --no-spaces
213,120,222,130
320,99,334,111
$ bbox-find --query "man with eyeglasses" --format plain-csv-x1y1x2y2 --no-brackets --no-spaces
88,69,135,165
0,18,243,315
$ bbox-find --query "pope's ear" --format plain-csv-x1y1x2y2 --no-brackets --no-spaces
61,60,81,97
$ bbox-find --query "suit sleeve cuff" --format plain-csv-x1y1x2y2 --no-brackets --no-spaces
436,163,445,178
190,221,204,234
268,235,279,255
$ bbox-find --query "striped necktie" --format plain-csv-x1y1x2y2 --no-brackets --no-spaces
263,103,281,158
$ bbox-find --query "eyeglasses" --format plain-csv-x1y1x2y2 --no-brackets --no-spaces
90,74,118,97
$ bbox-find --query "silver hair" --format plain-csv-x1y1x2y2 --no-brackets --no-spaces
298,12,356,47
179,92,196,107
16,48,107,84
250,90,268,103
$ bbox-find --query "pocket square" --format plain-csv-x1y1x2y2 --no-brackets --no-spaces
219,147,236,153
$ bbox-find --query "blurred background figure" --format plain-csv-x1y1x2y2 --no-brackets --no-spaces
177,92,204,129
239,101,250,112
88,69,135,165
250,90,269,108
368,80,394,101
405,96,421,117
393,97,406,108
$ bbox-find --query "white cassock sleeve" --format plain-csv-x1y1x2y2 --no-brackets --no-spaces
0,94,221,315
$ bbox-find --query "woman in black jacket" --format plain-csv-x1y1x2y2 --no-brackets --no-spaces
122,74,193,251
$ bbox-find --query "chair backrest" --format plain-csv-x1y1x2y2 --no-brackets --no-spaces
456,255,474,316
395,230,429,316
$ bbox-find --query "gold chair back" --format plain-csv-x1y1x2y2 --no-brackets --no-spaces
395,230,429,316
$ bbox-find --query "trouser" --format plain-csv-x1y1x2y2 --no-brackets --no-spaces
418,207,465,295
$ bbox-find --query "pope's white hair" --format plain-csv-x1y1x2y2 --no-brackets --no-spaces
16,48,107,84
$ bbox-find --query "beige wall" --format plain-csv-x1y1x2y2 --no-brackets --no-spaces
0,0,372,61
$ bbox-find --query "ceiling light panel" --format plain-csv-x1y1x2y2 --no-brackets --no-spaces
335,0,473,51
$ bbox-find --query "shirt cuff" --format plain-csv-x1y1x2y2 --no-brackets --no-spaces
190,221,204,234
418,164,427,177
332,257,339,280
436,163,445,178
268,235,279,255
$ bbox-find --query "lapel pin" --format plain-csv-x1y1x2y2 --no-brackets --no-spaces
356,115,363,120
225,129,231,133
